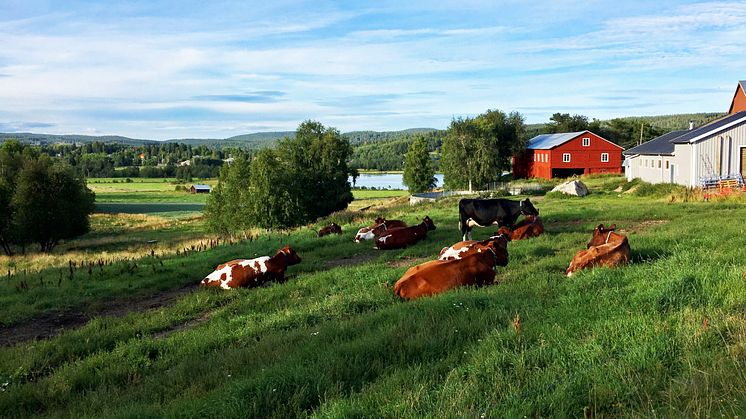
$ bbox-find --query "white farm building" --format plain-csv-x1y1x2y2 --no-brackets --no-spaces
623,81,746,188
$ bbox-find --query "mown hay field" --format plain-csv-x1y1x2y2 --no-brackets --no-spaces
1,176,745,417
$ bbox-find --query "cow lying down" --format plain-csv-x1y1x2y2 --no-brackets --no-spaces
566,224,629,277
317,222,342,237
394,236,509,300
354,218,407,242
495,215,544,240
201,245,301,289
375,216,436,250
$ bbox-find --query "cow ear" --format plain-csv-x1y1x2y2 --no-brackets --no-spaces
596,223,605,231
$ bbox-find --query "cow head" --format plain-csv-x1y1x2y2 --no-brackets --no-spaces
485,235,510,267
354,227,375,242
422,216,436,230
587,223,617,248
373,217,386,225
279,245,302,265
519,198,539,216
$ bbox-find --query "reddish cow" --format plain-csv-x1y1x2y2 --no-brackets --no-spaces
375,216,436,250
201,245,301,289
586,223,622,248
439,234,510,261
354,218,408,242
495,215,544,240
317,223,342,237
394,239,509,300
566,225,630,276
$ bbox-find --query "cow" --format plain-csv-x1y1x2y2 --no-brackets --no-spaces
375,216,436,250
438,234,510,261
495,215,544,240
458,198,539,241
566,225,630,277
585,223,620,248
317,223,342,237
394,238,509,300
201,245,302,289
354,218,408,242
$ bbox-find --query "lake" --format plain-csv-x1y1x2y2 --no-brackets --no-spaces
351,173,444,190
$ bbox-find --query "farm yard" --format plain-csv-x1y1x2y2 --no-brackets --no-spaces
0,175,745,417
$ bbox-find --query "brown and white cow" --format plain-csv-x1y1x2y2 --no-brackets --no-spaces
317,223,342,237
354,218,408,242
438,234,510,261
495,215,544,241
201,245,302,289
566,224,630,277
375,216,436,250
394,239,509,300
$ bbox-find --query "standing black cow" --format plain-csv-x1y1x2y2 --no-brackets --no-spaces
458,198,539,240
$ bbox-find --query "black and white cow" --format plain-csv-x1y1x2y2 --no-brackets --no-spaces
458,198,539,240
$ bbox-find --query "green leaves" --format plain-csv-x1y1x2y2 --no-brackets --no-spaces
206,120,355,232
442,109,525,190
0,146,95,253
403,136,436,193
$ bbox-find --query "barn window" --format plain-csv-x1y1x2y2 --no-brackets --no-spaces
601,153,609,162
666,161,669,169
563,153,571,162
658,160,661,168
582,137,590,147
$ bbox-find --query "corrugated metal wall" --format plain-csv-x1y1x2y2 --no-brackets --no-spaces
693,123,746,181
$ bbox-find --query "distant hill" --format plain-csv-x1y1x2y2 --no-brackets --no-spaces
614,112,725,131
163,131,296,149
0,132,157,146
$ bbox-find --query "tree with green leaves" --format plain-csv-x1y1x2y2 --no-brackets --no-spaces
441,109,525,191
9,154,95,253
205,120,355,232
403,136,436,193
546,113,590,133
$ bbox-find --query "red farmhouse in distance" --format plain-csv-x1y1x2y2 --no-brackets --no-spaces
512,130,624,179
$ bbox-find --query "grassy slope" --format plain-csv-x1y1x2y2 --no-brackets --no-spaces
1,177,746,417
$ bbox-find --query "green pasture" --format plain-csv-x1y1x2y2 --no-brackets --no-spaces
1,176,746,417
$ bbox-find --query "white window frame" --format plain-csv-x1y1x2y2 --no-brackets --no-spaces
563,153,571,163
601,153,609,162
582,137,590,147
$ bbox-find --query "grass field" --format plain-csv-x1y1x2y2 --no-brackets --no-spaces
1,176,745,417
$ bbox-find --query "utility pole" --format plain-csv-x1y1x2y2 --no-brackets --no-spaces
639,122,644,146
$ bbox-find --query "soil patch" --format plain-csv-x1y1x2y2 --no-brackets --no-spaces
0,283,197,347
386,257,428,268
323,253,377,269
621,219,669,234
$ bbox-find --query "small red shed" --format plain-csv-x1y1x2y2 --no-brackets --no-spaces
513,130,624,179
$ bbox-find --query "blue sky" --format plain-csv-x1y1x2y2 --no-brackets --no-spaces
1,0,745,139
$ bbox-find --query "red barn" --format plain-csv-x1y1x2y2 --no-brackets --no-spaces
513,130,624,179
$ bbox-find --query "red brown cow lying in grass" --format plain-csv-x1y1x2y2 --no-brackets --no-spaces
394,237,509,300
317,223,342,237
354,218,408,242
375,216,436,250
438,234,510,261
201,245,302,289
566,224,630,277
495,215,544,240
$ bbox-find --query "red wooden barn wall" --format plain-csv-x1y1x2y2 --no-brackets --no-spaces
513,132,623,179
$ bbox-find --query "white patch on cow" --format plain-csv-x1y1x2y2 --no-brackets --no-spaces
566,271,573,277
241,256,269,273
466,218,498,228
380,235,390,243
355,228,375,242
438,245,472,261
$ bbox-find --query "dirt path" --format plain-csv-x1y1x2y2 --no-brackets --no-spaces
0,283,197,347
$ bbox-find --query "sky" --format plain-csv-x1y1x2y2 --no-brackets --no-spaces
1,0,745,140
